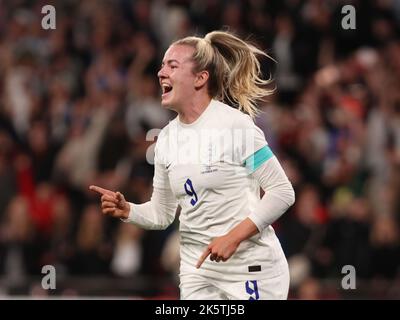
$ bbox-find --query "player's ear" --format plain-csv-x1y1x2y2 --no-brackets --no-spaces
194,70,209,89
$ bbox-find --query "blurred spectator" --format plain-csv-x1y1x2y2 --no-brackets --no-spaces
322,195,372,278
296,277,322,300
111,223,143,277
369,215,400,279
69,204,112,275
44,194,75,276
0,131,18,218
0,196,44,284
53,102,112,189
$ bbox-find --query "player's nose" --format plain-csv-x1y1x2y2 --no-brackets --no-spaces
157,66,167,79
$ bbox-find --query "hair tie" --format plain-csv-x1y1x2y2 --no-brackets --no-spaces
203,37,211,45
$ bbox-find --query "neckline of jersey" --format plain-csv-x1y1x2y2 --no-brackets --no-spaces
177,99,216,128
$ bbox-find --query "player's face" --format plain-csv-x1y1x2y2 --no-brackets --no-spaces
157,44,197,110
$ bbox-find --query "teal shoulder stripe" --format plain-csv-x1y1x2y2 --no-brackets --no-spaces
245,145,274,172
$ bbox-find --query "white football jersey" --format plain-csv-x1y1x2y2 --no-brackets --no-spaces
154,99,288,281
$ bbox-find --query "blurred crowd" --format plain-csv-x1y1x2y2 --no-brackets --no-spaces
0,0,399,299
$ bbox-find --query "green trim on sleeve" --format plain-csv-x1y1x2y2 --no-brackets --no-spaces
245,145,274,172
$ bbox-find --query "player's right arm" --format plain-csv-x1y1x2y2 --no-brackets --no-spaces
89,164,177,230
90,140,178,230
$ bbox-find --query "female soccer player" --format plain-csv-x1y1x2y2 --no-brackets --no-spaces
90,31,295,300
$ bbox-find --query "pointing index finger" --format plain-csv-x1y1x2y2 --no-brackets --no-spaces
89,185,115,197
196,247,211,269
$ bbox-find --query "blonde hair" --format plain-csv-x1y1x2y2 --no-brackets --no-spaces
174,31,275,118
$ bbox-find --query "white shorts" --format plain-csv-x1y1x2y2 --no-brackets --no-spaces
180,268,290,300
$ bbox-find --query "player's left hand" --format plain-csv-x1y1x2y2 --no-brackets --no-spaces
196,234,240,268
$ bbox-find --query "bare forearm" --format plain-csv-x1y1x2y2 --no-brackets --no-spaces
227,218,259,245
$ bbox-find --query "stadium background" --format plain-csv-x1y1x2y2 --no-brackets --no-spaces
0,0,399,299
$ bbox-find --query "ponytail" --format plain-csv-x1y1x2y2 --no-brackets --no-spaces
174,31,275,118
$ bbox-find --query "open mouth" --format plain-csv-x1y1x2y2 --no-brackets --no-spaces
162,84,173,95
